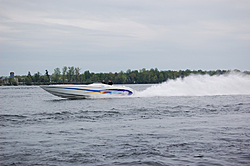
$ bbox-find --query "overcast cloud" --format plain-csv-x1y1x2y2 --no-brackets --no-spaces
0,0,250,76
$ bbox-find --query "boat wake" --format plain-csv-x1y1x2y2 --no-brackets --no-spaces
135,72,250,97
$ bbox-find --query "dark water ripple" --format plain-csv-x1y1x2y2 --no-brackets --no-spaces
1,86,250,165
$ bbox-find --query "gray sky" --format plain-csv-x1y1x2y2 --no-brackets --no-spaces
1,0,250,76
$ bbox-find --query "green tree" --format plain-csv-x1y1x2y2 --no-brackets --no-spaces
25,76,32,85
25,71,33,85
115,71,127,84
75,67,81,83
128,72,136,83
44,70,50,83
83,70,91,81
62,66,67,83
34,72,40,82
158,72,164,82
0,76,4,85
8,77,14,85
91,74,99,82
67,66,75,82
53,68,61,83
126,69,132,75
184,69,191,77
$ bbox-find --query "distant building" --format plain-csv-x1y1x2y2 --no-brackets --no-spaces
10,72,14,79
9,72,18,85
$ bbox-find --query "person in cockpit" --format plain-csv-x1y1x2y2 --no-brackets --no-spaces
108,80,113,85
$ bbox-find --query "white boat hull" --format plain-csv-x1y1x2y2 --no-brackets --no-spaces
40,83,134,99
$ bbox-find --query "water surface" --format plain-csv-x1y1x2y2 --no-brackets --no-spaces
1,75,250,165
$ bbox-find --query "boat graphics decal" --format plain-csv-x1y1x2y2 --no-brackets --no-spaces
47,86,133,95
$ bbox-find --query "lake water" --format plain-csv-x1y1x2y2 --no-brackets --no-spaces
1,74,250,165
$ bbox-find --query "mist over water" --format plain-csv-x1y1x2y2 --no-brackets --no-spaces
136,72,250,97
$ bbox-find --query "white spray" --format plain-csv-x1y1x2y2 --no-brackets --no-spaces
135,72,250,97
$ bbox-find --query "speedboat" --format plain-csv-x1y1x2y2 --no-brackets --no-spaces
40,83,134,99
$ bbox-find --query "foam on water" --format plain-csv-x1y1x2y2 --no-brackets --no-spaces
136,72,250,97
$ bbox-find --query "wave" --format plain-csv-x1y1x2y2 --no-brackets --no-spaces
135,72,250,97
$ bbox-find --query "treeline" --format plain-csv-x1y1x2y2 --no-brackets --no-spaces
1,67,249,86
